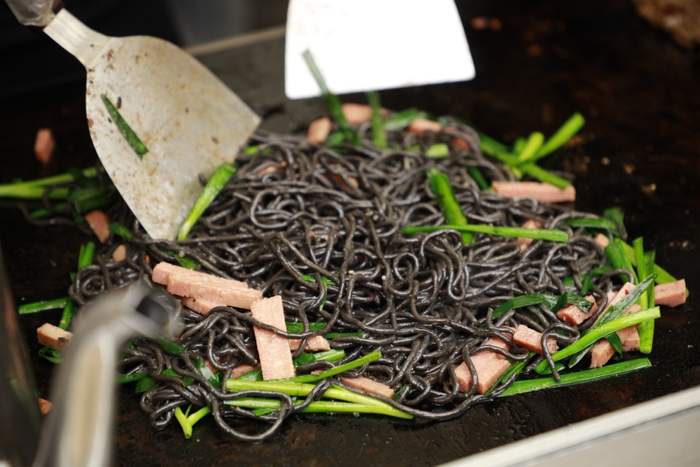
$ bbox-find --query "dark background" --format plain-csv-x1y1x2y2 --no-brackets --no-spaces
1,1,699,466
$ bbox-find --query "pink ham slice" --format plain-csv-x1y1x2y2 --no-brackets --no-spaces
307,117,332,144
251,296,295,380
454,337,511,394
516,219,543,252
289,336,331,352
492,181,576,203
512,324,558,355
622,329,640,352
407,118,443,135
166,273,261,310
180,296,228,315
594,233,610,249
34,128,55,164
557,295,598,325
654,279,687,307
112,244,127,262
84,210,111,243
37,323,72,350
340,376,395,399
152,262,248,289
340,104,388,126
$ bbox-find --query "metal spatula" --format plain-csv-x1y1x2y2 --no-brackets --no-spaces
6,0,260,241
285,0,475,99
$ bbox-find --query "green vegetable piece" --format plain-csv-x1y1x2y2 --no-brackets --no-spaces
178,163,237,240
531,112,586,160
285,321,327,333
100,94,149,159
501,358,651,397
108,222,134,241
326,131,346,147
58,299,75,330
325,332,365,339
135,376,160,393
243,145,259,155
467,167,490,190
383,108,428,131
288,350,382,383
562,217,621,236
603,207,627,239
403,224,568,244
78,241,96,269
174,407,192,439
38,346,62,364
117,373,149,384
366,91,387,148
492,294,559,319
519,163,572,189
300,275,333,311
605,239,638,284
191,357,221,388
162,369,195,387
425,143,450,158
18,297,69,315
160,250,197,270
516,132,545,163
155,338,187,355
426,167,473,244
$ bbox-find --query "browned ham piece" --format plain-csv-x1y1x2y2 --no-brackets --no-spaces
340,103,389,126
307,117,332,144
557,295,598,325
407,118,443,135
454,337,511,394
492,181,576,203
112,244,127,262
512,324,559,355
250,295,295,380
84,210,111,243
340,376,395,399
516,219,543,252
654,279,687,307
34,128,55,164
37,323,72,350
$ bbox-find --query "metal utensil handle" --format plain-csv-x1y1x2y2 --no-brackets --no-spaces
5,0,59,26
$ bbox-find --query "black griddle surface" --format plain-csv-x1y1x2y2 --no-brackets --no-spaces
0,1,698,466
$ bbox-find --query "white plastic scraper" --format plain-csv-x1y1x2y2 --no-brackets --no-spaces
285,0,475,99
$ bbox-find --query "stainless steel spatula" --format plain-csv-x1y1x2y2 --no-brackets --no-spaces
6,0,260,240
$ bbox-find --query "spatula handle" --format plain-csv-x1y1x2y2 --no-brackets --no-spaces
5,0,60,27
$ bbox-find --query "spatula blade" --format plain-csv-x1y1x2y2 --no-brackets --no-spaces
285,0,475,99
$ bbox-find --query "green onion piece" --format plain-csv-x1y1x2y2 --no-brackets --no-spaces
554,292,594,313
100,94,149,159
425,143,450,158
69,186,110,213
236,369,262,381
366,91,387,148
326,332,365,339
383,108,428,131
0,184,69,200
289,350,382,383
230,399,412,419
155,338,187,355
191,357,220,388
516,132,545,163
135,376,160,393
302,50,360,146
519,163,572,189
117,373,149,384
299,275,332,311
7,167,98,189
38,346,62,364
485,352,536,396
605,240,638,283
512,137,526,154
634,239,654,354
18,297,69,314
403,224,568,243
603,207,627,239
160,250,197,270
426,167,473,244
534,306,660,374
285,321,327,333
293,349,346,367
621,241,684,291
243,145,259,155
467,167,490,190
162,369,195,387
178,163,236,240
478,133,510,155
174,407,193,439
492,294,559,319
58,299,75,330
108,222,134,241
502,358,650,397
562,218,621,236
326,130,346,147
531,112,586,160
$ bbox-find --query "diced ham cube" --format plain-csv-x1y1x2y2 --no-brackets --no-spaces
289,335,331,352
654,279,687,307
622,329,640,352
512,324,559,355
84,210,111,243
454,356,511,394
250,296,295,380
589,340,616,368
594,233,610,249
492,181,576,203
230,364,260,379
152,262,248,289
34,128,55,164
37,323,72,350
407,118,443,135
516,219,543,252
449,137,471,150
342,104,371,126
38,398,53,415
307,117,332,144
340,376,395,399
557,295,598,325
479,337,510,359
112,244,127,262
